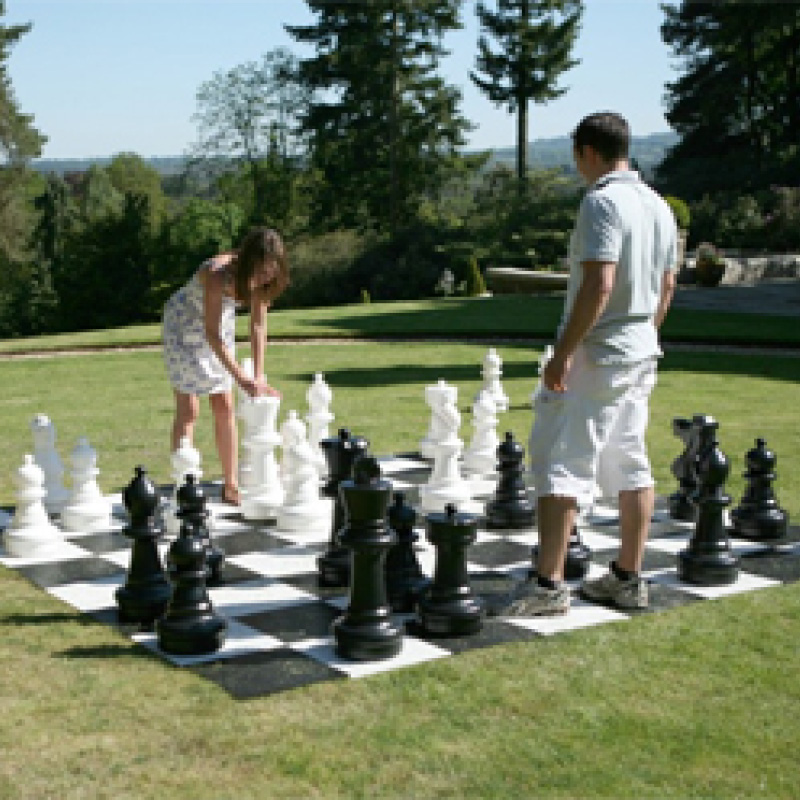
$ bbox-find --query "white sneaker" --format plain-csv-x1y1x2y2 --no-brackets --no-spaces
491,579,570,617
580,569,648,610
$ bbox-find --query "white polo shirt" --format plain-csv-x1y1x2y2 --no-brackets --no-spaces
560,170,677,364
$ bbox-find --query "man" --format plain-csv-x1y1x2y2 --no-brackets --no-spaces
497,111,677,616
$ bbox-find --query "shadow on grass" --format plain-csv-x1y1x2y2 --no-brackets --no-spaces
1,611,90,625
288,349,800,391
56,643,162,661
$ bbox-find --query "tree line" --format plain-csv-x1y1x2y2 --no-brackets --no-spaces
1,1,799,338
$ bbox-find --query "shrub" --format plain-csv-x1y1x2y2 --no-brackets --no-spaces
665,195,691,230
464,256,487,297
695,242,726,287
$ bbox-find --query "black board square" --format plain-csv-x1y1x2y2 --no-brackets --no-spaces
18,557,125,589
739,551,800,584
64,531,130,555
189,648,344,699
468,538,532,568
405,618,540,653
239,601,340,643
211,528,288,557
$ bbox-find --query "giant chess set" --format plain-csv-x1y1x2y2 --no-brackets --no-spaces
1,350,798,699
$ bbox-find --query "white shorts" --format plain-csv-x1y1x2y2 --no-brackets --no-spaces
529,347,657,507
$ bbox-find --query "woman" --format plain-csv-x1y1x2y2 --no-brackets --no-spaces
162,227,289,505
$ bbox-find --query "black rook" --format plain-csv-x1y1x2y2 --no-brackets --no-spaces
418,504,484,636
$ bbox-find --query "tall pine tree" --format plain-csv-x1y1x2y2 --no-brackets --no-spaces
658,1,800,196
0,2,46,262
287,1,471,233
470,0,582,182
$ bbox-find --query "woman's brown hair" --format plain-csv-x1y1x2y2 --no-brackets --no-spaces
233,227,290,305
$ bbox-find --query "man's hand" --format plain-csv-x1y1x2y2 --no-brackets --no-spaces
543,351,572,393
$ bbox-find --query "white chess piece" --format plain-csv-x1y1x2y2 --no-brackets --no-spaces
279,410,307,489
60,437,112,533
530,344,554,405
419,385,480,514
4,455,64,558
276,434,329,534
420,379,458,459
462,390,500,478
30,414,69,515
305,372,334,476
478,347,509,412
165,436,202,536
240,394,284,521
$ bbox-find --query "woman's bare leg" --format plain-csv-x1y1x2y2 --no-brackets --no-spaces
172,391,200,451
209,391,238,502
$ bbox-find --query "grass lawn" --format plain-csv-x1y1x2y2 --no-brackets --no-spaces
0,294,799,355
1,308,799,798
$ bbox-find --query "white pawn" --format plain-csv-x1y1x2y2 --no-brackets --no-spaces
4,455,64,558
240,394,284,521
30,414,69,515
478,347,509,412
462,390,500,478
60,437,112,533
305,373,334,477
420,379,458,459
279,410,307,489
531,344,554,405
419,385,480,514
276,434,329,534
165,436,202,536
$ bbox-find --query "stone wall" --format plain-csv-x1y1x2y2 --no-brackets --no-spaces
681,252,800,286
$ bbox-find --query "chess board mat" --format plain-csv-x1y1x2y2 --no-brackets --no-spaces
1,455,798,700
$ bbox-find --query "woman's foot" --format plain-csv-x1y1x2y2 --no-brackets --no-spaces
221,485,241,506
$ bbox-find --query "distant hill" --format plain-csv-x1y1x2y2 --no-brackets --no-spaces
31,156,188,176
482,132,678,177
32,133,678,178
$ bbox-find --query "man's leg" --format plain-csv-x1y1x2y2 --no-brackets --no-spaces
535,494,578,582
617,485,655,574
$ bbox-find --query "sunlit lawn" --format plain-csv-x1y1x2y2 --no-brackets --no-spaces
1,307,799,798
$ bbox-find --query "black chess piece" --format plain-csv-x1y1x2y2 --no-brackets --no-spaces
115,466,173,624
417,504,484,636
318,428,369,588
530,523,591,581
157,517,227,655
333,455,403,661
385,492,430,613
669,415,713,521
731,438,789,542
485,432,535,529
172,474,224,585
678,420,739,585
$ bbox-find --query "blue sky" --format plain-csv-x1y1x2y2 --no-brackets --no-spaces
6,0,676,160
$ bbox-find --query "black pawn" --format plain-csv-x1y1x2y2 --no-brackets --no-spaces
485,432,535,529
669,415,712,521
418,504,484,636
732,438,789,542
333,455,403,661
678,421,739,585
385,492,430,613
173,474,224,585
157,517,227,656
115,466,172,624
318,428,369,588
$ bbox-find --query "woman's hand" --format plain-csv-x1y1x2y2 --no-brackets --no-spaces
240,376,281,398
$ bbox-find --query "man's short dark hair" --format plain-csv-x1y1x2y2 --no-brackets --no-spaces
572,112,630,162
